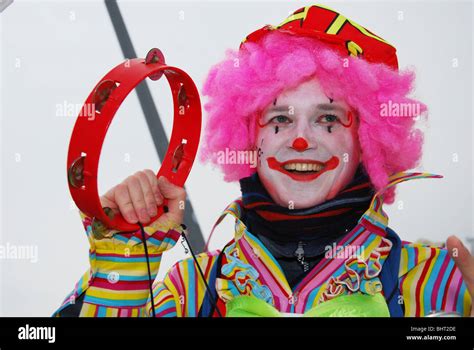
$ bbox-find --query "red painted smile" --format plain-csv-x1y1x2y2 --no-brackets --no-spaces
267,156,340,182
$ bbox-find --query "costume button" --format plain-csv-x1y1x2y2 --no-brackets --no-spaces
107,272,120,284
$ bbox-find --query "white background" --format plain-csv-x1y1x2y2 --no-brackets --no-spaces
1,0,472,316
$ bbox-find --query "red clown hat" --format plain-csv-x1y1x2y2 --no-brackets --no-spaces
241,4,399,70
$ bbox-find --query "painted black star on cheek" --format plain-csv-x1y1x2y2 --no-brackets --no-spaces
257,147,263,167
275,126,279,134
257,138,264,167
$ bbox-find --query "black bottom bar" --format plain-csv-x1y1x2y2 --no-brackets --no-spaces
0,317,473,347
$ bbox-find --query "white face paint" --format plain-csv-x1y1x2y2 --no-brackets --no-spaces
256,78,361,209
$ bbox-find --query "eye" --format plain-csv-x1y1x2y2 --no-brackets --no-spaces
317,114,339,124
270,115,292,124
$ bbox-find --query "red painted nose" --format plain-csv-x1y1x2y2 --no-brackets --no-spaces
292,137,309,152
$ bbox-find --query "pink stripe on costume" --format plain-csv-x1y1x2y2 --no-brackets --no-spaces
441,266,456,310
295,229,369,313
119,309,130,317
295,229,366,294
239,240,286,297
238,238,288,311
168,267,185,315
444,269,463,311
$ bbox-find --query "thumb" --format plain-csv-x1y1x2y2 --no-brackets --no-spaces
156,176,186,226
100,190,120,215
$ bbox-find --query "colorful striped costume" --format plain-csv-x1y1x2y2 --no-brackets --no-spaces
54,172,472,317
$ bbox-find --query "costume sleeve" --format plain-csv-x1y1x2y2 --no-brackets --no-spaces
399,243,472,317
53,210,184,317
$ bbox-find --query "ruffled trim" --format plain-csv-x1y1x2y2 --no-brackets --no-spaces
320,236,393,302
216,242,274,304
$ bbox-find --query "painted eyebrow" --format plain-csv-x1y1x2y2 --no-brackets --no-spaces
265,105,292,113
317,103,346,113
265,103,346,114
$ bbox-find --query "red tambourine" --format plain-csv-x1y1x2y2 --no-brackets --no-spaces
67,48,201,236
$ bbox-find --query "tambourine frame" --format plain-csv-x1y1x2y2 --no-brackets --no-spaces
67,48,201,234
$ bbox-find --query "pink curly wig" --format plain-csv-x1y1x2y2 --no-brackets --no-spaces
199,31,426,204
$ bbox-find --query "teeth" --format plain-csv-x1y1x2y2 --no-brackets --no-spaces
283,162,324,172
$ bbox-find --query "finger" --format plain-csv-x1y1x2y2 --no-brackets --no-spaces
143,169,163,205
157,176,186,225
113,183,138,224
135,171,158,217
126,176,150,224
100,190,119,213
446,235,474,297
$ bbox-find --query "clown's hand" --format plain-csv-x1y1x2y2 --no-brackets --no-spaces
447,235,474,316
100,169,186,228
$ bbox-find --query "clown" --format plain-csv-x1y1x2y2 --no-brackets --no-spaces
55,4,472,317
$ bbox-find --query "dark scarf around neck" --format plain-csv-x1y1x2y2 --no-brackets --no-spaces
239,164,376,249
